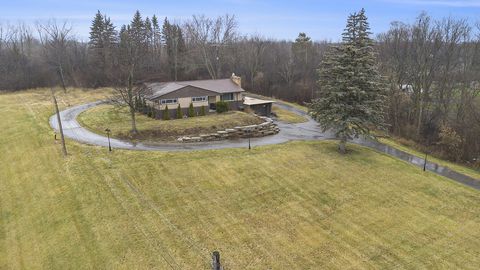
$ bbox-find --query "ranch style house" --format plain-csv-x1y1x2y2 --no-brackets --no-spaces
142,74,244,119
142,74,274,118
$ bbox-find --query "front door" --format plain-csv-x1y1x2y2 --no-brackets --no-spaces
208,96,217,110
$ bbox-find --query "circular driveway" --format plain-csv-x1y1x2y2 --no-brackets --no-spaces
49,101,334,151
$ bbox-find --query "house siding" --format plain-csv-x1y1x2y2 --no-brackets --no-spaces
150,85,243,111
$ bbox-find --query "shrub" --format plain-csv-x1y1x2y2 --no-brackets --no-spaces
188,103,195,117
438,124,462,161
176,104,182,119
146,106,151,117
163,105,170,120
151,107,157,118
200,105,206,116
216,101,229,113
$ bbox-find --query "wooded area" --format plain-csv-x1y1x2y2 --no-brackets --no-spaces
0,10,478,163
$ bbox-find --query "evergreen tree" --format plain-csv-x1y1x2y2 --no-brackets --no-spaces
200,106,206,116
176,104,182,119
151,15,162,60
145,17,152,42
102,16,117,52
163,105,170,120
292,32,316,86
162,18,186,81
188,103,195,117
89,11,104,49
130,10,145,44
88,11,117,86
309,9,386,154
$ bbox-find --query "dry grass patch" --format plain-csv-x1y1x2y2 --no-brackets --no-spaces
272,105,308,123
1,88,480,269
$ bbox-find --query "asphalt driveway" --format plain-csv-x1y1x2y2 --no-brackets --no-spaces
49,101,334,151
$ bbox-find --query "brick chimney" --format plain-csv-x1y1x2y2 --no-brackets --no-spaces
231,73,241,87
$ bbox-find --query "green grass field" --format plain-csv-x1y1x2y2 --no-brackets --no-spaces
78,104,263,142
1,88,480,269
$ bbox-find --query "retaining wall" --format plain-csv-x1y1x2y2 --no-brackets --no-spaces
177,116,280,143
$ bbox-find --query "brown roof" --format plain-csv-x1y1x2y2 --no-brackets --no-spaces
144,78,244,100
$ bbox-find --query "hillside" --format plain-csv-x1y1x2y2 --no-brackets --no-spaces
1,89,479,269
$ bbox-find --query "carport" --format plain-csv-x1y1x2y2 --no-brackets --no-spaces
243,97,275,116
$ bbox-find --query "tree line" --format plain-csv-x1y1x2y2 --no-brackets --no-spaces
0,10,479,163
377,13,480,164
0,11,325,102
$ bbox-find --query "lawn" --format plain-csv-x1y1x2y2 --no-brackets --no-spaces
1,88,480,269
272,105,308,123
78,104,263,142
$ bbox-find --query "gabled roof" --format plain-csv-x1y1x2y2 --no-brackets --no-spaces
144,78,244,100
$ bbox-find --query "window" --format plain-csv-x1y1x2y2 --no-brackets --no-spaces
160,98,178,105
192,96,207,102
220,93,234,101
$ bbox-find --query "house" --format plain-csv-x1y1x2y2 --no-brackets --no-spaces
143,74,244,119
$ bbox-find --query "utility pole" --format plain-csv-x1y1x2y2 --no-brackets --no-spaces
51,88,67,156
212,251,221,270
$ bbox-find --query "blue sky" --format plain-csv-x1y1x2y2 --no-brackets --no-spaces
1,0,479,41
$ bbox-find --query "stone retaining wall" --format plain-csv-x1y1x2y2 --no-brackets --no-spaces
177,116,280,143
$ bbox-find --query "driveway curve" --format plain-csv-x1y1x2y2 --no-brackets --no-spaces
49,101,334,151
49,100,480,189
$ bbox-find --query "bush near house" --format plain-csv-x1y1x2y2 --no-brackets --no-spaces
188,103,195,117
163,105,170,120
216,101,228,113
200,105,206,116
148,106,154,118
176,104,182,119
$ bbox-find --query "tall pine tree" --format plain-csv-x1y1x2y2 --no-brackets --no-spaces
310,9,386,153
162,18,186,81
88,11,117,86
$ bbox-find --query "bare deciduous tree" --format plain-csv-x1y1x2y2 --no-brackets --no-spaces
185,14,237,79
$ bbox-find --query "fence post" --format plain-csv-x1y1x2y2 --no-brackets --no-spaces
212,251,221,270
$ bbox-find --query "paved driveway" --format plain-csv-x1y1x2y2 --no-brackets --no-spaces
49,101,335,151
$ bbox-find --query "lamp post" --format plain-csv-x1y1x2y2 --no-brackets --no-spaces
105,128,112,152
246,129,252,150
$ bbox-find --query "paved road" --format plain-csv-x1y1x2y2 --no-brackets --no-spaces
49,100,480,189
